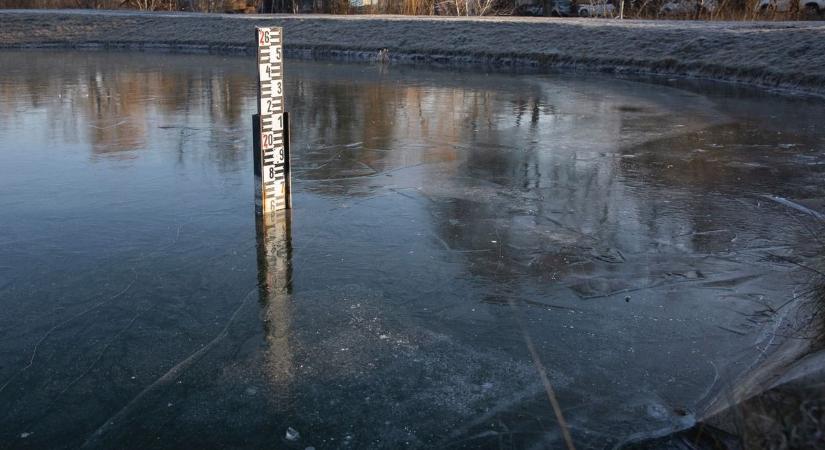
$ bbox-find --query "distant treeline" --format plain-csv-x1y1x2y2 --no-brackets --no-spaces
0,1,252,12
0,0,821,19
0,1,550,14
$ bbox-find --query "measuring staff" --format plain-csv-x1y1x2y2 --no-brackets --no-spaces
253,26,292,214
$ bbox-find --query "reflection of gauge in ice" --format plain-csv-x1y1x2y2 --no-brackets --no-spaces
255,211,294,390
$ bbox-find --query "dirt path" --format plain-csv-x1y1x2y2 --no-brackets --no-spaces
1,9,825,95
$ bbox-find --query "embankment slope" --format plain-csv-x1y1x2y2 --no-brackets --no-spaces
1,10,825,95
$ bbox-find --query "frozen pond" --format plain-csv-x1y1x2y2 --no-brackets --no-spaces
1,51,824,449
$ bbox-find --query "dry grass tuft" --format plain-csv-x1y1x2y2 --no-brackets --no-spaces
741,220,825,450
738,376,825,450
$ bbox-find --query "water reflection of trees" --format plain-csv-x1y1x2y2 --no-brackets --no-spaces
289,72,520,196
0,51,254,168
285,67,766,297
6,52,818,295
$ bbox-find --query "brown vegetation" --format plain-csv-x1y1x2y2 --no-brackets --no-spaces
2,0,824,20
0,0,256,12
0,0,822,19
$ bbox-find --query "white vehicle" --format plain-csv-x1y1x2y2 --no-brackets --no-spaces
659,0,717,14
758,0,824,15
577,2,616,16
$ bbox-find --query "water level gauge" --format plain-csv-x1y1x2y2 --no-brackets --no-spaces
254,26,291,214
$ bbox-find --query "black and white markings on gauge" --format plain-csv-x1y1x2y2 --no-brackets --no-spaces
255,26,291,213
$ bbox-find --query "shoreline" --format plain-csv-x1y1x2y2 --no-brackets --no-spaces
1,10,825,97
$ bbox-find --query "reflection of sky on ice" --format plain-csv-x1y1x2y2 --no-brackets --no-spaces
1,50,824,449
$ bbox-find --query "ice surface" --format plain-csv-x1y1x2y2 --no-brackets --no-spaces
0,51,823,449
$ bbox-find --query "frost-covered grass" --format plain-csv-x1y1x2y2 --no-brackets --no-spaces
1,10,825,97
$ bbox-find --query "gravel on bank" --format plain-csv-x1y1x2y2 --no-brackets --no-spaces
1,9,825,96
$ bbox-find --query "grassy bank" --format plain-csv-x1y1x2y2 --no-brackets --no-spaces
1,10,825,97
